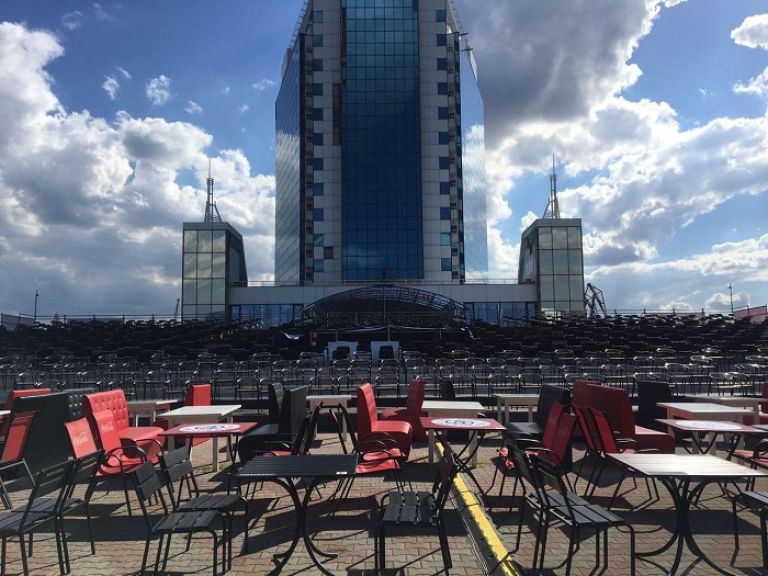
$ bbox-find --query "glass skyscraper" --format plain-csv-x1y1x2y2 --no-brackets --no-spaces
275,0,488,285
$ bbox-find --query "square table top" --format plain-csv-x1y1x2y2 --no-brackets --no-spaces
656,419,760,433
493,393,539,404
159,404,241,418
610,453,768,478
688,395,763,407
306,394,352,402
657,402,751,416
420,416,506,431
236,454,359,479
160,421,258,437
423,400,485,412
127,399,177,411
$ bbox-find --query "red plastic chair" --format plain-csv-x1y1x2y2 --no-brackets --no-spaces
381,379,427,440
0,389,50,438
515,404,576,489
588,407,659,506
184,384,212,449
356,383,413,457
0,411,37,509
72,412,151,516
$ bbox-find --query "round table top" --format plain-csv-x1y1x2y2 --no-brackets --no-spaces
431,417,492,428
178,423,241,433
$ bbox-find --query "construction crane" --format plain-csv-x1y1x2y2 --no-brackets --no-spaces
584,283,607,318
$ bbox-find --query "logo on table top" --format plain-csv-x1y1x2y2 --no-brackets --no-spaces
432,418,490,428
178,423,240,433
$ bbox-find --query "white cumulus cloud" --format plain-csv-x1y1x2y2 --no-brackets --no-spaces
731,13,768,50
734,66,768,97
145,75,172,105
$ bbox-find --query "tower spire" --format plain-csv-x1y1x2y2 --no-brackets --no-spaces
542,154,561,219
203,159,221,223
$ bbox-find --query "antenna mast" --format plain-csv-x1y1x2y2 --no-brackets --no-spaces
203,159,221,223
542,155,561,219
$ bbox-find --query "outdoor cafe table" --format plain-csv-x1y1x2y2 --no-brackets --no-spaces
422,400,486,464
236,454,358,576
158,404,241,471
159,421,258,469
421,416,505,501
657,402,751,422
610,453,768,575
493,393,538,425
656,419,761,455
127,398,176,426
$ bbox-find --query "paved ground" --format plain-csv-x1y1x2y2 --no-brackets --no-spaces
5,415,768,575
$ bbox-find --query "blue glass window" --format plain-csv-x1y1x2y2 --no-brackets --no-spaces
437,82,448,95
314,233,324,247
313,10,323,23
313,182,324,196
440,182,450,195
314,258,324,272
441,233,451,246
314,208,324,221
313,132,324,145
313,158,324,171
439,132,449,145
437,58,447,71
438,107,448,120
314,34,323,47
439,157,450,170
436,34,447,46
313,83,324,96
436,9,446,22
313,58,323,72
440,207,451,220
441,258,451,271
313,107,324,120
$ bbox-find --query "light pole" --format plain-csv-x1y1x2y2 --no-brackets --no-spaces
728,283,734,315
33,290,39,323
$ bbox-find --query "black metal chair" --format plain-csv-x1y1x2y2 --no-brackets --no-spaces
0,459,77,576
132,461,229,576
29,450,104,573
373,449,459,574
159,448,249,570
530,454,636,575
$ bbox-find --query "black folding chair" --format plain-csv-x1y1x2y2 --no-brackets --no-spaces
374,449,459,574
132,461,229,576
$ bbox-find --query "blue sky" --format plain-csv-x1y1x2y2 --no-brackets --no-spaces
0,0,766,318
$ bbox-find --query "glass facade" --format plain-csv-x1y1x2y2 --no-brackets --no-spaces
230,304,304,328
182,228,227,321
274,41,303,283
341,0,423,281
465,302,537,326
458,45,488,280
519,219,584,316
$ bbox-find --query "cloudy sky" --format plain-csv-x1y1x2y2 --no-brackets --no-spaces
0,0,766,318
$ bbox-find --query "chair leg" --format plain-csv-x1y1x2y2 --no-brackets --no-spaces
140,535,152,575
565,525,576,576
85,504,96,554
438,523,452,569
121,475,133,517
761,509,768,568
19,534,30,576
732,496,742,552
608,468,628,509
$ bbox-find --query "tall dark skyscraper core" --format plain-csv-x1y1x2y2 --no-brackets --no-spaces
275,0,488,285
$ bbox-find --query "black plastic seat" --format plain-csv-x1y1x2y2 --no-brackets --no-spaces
374,450,459,574
132,461,229,575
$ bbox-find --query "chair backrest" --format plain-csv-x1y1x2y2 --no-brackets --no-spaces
540,403,565,448
184,384,212,406
588,407,621,454
547,411,577,464
159,447,199,508
65,417,100,459
509,444,537,494
23,460,78,526
0,410,37,462
574,405,602,454
90,409,122,452
535,385,571,428
571,379,599,410
83,389,129,432
3,388,51,411
431,449,460,517
356,383,379,439
267,382,285,424
636,380,672,430
280,385,308,435
405,378,425,415
132,461,169,526
585,384,634,438
530,454,574,515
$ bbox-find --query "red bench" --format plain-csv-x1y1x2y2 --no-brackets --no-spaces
83,389,164,448
586,383,675,453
